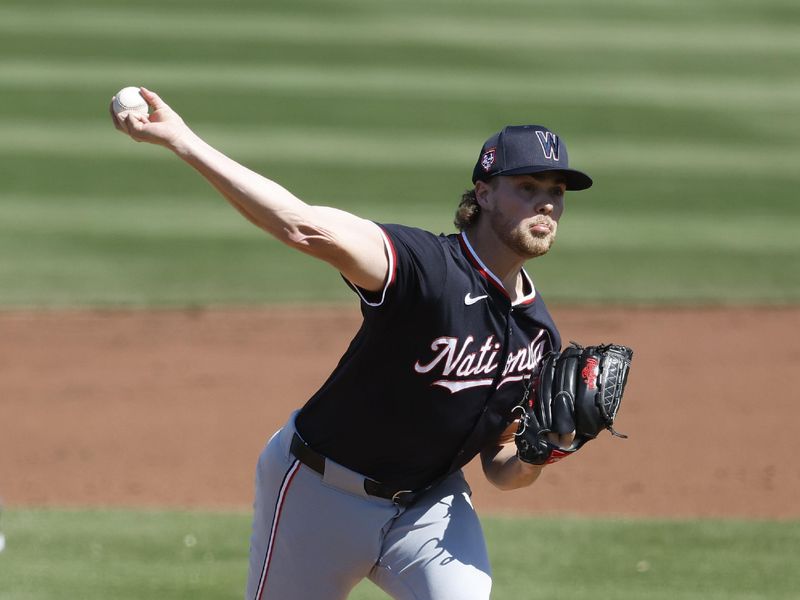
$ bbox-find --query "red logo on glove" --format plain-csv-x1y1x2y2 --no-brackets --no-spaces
581,358,599,389
546,448,571,464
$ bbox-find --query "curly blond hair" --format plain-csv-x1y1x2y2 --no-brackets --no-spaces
454,189,480,231
454,179,498,231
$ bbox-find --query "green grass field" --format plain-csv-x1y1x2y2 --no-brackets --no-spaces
1,0,799,306
2,509,799,600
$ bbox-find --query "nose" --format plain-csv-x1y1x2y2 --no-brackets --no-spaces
535,199,554,215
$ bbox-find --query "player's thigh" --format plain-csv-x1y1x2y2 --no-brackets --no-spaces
245,429,295,600
369,472,492,600
245,429,397,600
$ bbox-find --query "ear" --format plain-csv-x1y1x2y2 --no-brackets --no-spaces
474,180,495,211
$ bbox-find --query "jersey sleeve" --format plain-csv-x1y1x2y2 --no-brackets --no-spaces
344,223,447,315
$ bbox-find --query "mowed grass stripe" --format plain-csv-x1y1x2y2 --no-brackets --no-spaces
1,6,799,54
3,60,798,112
3,193,797,252
0,194,277,239
3,121,799,175
15,0,800,12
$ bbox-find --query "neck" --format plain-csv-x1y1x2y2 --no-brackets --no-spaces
463,226,527,299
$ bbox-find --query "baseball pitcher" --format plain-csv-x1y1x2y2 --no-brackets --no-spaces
110,88,632,600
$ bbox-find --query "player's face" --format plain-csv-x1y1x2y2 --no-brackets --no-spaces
486,173,566,259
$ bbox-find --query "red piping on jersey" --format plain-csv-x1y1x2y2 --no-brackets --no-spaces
255,460,301,600
458,233,508,296
515,285,536,306
458,232,536,305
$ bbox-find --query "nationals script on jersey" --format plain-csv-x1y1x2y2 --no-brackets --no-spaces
415,331,548,393
295,224,563,490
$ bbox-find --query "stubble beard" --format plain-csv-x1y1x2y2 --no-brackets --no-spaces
492,213,558,259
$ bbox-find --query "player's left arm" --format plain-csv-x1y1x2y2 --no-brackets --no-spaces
480,421,545,490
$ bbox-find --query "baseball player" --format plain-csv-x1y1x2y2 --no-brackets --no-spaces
110,88,594,600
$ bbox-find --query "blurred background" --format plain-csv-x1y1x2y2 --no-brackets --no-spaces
1,0,799,598
1,0,798,306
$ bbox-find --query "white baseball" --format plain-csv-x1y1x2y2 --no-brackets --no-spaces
112,86,149,116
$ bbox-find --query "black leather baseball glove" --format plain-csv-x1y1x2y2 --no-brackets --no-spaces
515,342,634,465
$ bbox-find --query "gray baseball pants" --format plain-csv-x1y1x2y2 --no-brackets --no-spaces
245,413,492,599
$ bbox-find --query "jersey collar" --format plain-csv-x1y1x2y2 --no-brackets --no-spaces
458,231,537,306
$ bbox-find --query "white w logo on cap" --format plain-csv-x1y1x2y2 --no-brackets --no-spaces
535,130,560,161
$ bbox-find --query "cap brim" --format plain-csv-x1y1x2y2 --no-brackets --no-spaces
483,166,593,191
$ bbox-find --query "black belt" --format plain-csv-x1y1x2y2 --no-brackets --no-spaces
290,433,421,506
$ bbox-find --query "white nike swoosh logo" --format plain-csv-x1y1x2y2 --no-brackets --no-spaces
464,293,489,305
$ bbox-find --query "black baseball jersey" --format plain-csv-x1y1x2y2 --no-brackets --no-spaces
295,224,562,490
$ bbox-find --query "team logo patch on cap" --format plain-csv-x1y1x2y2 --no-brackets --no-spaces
480,147,496,172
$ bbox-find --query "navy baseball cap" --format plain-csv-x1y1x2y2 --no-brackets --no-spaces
472,125,593,190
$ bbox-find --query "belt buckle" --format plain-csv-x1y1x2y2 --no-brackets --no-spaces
391,489,413,506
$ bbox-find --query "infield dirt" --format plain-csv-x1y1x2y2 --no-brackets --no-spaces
2,306,797,518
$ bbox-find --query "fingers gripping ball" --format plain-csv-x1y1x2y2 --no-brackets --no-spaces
515,342,634,465
112,86,149,116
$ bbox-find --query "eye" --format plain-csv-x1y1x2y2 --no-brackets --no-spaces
551,187,565,197
522,183,541,196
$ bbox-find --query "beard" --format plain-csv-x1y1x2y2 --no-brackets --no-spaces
491,213,558,258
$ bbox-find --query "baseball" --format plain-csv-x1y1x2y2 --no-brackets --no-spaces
112,86,149,116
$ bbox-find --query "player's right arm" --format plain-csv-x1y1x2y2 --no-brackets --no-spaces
110,87,388,292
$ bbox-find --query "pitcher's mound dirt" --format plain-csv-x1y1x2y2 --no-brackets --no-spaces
1,306,797,518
